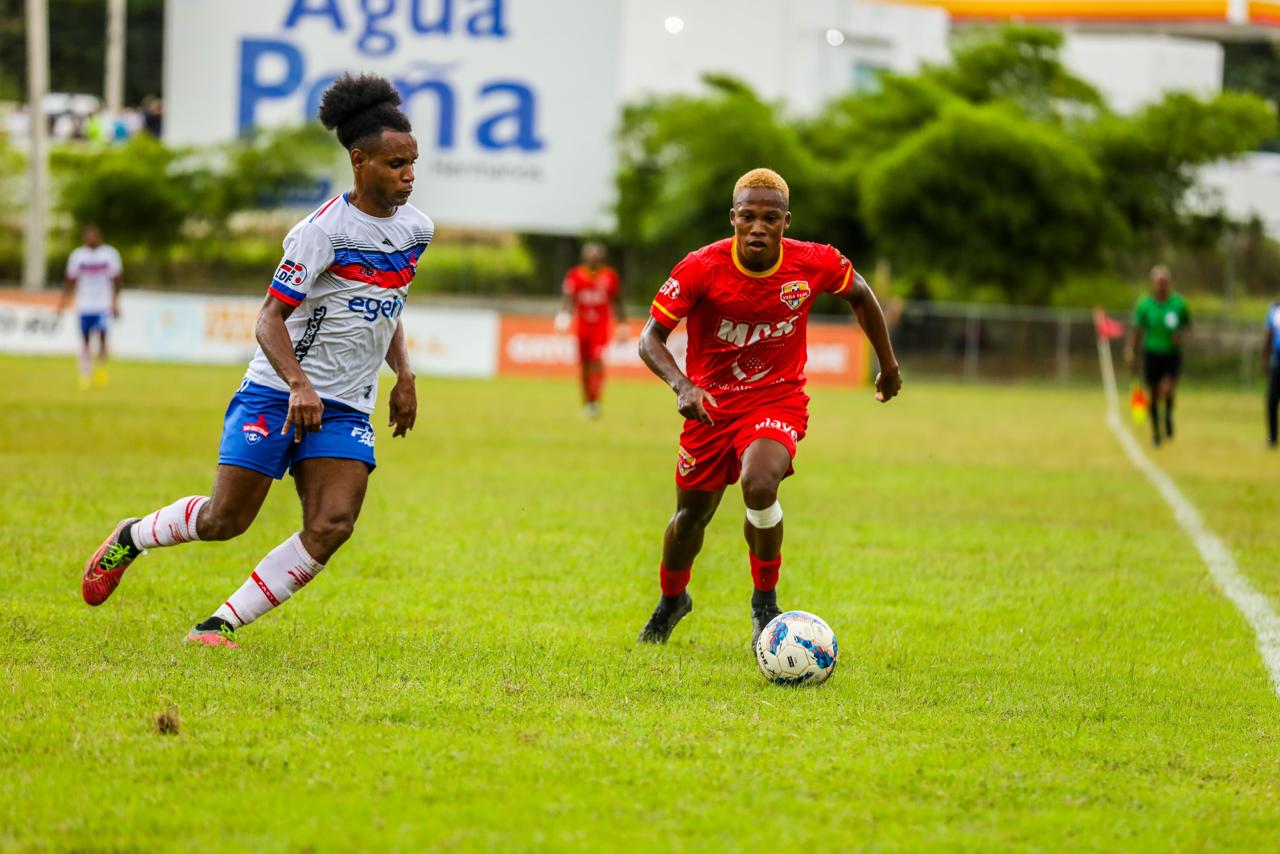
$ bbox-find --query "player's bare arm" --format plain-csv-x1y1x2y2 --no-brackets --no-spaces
58,274,76,312
841,271,901,402
255,294,323,442
638,316,718,424
384,318,417,438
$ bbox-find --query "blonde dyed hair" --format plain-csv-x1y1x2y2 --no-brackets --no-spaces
733,168,789,206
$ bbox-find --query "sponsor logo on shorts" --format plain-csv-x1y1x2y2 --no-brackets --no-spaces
779,280,811,310
677,446,696,477
350,425,376,448
274,259,307,288
242,414,270,445
754,417,798,442
659,277,681,300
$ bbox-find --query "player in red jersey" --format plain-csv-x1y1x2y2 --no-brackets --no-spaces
555,242,625,417
636,168,902,645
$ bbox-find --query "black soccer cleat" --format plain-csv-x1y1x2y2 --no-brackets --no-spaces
638,592,692,644
751,602,783,647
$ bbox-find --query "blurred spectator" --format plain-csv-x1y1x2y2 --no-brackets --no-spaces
142,96,163,138
1265,297,1280,449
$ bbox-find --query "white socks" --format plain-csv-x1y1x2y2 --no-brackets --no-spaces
214,533,325,629
132,496,209,549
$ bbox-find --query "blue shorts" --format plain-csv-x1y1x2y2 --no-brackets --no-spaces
79,312,109,337
217,381,377,480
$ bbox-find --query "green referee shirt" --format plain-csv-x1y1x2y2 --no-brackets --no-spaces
1133,293,1191,354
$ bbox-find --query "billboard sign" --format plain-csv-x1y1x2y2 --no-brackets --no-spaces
164,0,623,233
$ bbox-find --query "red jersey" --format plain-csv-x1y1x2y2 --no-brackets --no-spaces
563,265,620,334
649,237,854,416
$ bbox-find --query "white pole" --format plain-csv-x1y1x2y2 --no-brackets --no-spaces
105,0,126,114
22,0,50,292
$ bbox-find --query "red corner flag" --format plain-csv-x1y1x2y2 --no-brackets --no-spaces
1093,307,1124,340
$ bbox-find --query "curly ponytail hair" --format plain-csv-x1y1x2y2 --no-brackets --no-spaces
318,73,412,151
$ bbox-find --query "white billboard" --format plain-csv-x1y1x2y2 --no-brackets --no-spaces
163,0,622,234
0,291,500,378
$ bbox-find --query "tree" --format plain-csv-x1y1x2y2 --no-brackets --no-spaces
614,74,818,285
862,103,1114,303
1080,91,1278,248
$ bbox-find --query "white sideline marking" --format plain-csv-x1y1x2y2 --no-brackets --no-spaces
1097,337,1280,696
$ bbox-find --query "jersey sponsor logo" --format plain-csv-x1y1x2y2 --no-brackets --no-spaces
242,414,270,444
753,417,798,443
350,425,376,448
347,295,405,322
659,277,680,300
715,315,799,348
1164,310,1179,329
677,446,696,476
274,259,308,288
294,305,327,363
779,280,811,310
731,355,772,383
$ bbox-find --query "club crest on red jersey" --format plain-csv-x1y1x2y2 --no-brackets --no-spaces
659,277,681,300
779,280,811,310
677,446,696,476
274,259,308,288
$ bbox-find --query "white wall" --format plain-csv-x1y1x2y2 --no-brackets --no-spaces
1198,153,1280,237
1060,33,1223,114
617,0,949,115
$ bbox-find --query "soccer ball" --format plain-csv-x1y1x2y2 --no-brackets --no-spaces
755,611,839,686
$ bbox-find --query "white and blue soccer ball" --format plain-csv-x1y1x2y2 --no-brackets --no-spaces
755,611,839,686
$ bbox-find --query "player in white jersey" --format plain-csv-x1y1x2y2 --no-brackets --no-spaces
80,74,431,648
59,224,123,388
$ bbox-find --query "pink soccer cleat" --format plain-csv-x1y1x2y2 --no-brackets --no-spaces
82,518,142,606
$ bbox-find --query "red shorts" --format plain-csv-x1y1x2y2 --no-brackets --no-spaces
578,328,609,363
675,399,809,492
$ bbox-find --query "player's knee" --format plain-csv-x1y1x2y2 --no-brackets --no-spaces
308,514,356,550
199,509,252,541
671,506,712,538
740,473,780,511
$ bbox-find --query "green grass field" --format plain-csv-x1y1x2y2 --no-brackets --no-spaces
3,354,1280,851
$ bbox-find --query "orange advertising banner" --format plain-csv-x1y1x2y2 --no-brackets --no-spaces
1251,0,1280,24
497,315,869,386
892,0,1232,22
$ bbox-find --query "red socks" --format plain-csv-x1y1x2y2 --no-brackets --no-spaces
750,552,781,592
659,555,779,597
585,370,604,403
660,563,691,598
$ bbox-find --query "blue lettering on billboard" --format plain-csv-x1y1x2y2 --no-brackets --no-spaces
241,0,534,150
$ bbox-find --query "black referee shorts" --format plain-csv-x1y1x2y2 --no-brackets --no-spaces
1143,351,1182,388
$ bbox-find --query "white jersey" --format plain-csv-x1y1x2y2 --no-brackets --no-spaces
65,245,122,315
244,193,434,414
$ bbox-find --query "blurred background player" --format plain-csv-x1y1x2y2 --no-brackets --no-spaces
78,74,430,648
1266,297,1280,449
1127,265,1191,447
636,168,901,646
59,224,122,389
555,241,625,417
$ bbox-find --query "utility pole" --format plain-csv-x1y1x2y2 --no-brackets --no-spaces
22,0,50,291
105,0,126,114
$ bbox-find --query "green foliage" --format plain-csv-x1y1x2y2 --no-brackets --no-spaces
194,123,342,229
863,103,1112,303
614,24,1279,305
51,135,195,249
615,74,816,282
929,25,1103,120
1082,92,1277,248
